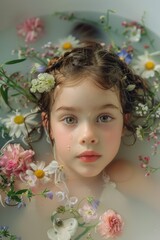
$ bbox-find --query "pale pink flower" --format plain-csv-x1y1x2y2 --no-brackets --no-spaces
78,203,98,223
0,144,35,177
17,17,44,43
96,209,124,239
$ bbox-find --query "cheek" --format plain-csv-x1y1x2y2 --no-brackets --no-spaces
53,127,73,151
103,124,123,144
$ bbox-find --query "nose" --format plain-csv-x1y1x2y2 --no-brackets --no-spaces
79,123,99,145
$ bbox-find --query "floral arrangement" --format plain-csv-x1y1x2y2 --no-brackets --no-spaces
0,10,160,240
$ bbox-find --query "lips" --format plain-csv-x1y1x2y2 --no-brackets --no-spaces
77,151,101,163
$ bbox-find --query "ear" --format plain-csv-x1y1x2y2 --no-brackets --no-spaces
122,113,131,136
41,112,54,140
41,112,48,128
124,113,131,125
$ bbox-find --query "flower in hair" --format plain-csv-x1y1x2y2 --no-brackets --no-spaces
57,35,80,54
133,51,160,78
117,49,133,64
30,73,55,93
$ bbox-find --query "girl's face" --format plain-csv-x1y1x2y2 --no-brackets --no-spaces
50,78,124,178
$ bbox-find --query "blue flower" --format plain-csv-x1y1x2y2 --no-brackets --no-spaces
117,49,132,64
17,201,26,209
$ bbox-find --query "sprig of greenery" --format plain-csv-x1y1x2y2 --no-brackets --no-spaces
0,59,37,108
0,226,20,240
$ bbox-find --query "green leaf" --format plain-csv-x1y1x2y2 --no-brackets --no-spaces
16,189,28,195
0,85,10,107
12,195,22,202
5,58,26,65
126,84,136,91
27,189,34,199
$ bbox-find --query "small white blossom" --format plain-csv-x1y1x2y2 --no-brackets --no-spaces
135,103,149,116
30,73,55,93
155,108,160,118
127,26,141,42
136,125,144,140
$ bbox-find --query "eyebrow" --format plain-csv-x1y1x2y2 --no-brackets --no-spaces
56,104,120,112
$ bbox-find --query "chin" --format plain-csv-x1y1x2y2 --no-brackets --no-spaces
79,169,102,178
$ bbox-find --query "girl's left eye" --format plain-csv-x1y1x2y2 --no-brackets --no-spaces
97,114,113,123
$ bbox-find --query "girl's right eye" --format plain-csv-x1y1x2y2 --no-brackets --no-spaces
63,116,77,125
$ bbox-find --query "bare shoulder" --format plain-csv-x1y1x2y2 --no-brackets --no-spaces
106,158,137,183
105,158,160,210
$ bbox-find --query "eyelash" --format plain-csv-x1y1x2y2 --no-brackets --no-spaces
61,114,114,125
97,114,113,123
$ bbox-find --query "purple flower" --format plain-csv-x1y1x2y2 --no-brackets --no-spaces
91,199,100,210
44,191,54,200
37,65,46,73
78,203,98,223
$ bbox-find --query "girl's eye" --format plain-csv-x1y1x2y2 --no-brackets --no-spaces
97,114,113,123
63,116,77,125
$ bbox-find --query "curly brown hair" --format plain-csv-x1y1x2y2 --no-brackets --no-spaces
37,41,153,139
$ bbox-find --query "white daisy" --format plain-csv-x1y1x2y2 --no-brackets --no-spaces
133,51,160,78
57,35,80,54
25,160,58,186
1,110,38,138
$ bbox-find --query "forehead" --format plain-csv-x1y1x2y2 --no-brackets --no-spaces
53,79,122,110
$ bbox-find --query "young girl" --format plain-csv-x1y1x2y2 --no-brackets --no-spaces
37,40,151,189
27,41,160,239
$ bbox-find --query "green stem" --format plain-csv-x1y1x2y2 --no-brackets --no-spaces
0,68,37,103
29,55,48,66
74,225,96,240
141,12,156,50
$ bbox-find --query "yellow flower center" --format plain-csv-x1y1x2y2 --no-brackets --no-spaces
62,42,72,50
13,115,25,124
34,169,45,178
119,56,124,61
145,61,155,70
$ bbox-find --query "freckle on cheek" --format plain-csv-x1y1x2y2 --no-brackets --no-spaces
56,134,72,151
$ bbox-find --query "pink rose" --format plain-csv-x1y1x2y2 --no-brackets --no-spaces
5,160,18,171
96,209,124,239
0,144,35,177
